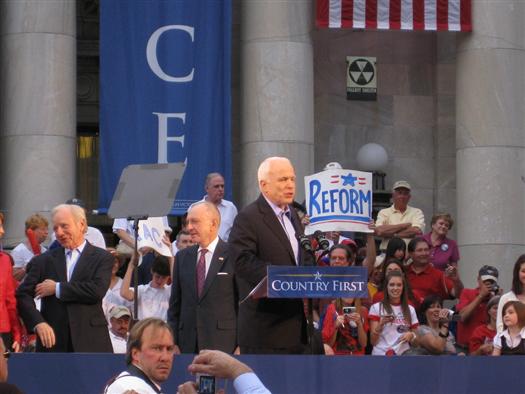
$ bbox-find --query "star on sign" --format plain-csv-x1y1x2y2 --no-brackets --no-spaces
341,172,357,186
314,271,322,281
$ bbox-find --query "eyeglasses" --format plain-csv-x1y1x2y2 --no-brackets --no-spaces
3,351,10,360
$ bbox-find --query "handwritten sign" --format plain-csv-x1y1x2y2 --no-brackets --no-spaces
138,217,172,257
304,169,373,234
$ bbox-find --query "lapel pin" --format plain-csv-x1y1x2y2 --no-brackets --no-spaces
218,257,224,264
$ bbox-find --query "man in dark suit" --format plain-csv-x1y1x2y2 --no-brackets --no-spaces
228,157,315,354
168,201,237,354
16,204,113,352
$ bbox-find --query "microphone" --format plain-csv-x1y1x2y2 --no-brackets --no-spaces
297,234,313,252
314,231,329,251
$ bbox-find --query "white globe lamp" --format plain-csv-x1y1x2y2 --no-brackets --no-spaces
356,143,388,171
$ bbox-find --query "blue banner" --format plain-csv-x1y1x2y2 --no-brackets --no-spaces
267,266,368,299
100,0,231,215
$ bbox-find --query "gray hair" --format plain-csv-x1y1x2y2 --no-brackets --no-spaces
257,157,292,183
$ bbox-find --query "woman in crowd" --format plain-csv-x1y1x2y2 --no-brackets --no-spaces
497,254,525,332
422,213,459,272
492,300,525,355
0,213,21,352
469,296,499,355
412,295,456,355
369,271,418,355
384,237,407,263
372,259,416,305
322,297,368,355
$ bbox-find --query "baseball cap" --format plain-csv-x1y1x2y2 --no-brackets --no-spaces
108,305,131,320
392,180,411,191
66,198,86,209
479,265,499,282
323,162,343,171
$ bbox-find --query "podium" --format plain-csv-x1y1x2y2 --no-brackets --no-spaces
245,265,369,353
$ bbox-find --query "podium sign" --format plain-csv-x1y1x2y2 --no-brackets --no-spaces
266,266,368,299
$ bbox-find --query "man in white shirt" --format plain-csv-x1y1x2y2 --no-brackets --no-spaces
171,229,194,256
108,305,131,354
375,180,425,251
104,318,175,394
190,172,237,241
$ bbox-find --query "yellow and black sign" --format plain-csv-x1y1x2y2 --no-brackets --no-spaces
346,56,377,101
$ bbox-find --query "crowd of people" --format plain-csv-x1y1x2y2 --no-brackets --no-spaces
0,157,524,389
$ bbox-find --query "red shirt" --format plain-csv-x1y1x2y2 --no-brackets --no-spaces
406,263,454,303
322,303,369,355
0,252,22,343
456,288,488,347
469,324,496,354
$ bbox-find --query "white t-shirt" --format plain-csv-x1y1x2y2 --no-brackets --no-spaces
102,277,133,321
104,371,161,394
11,242,47,268
369,302,419,355
134,284,171,321
109,330,128,354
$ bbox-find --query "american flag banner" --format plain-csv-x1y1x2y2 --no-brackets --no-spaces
316,0,471,31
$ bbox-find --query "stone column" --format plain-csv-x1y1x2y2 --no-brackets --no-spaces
0,1,76,245
239,0,314,206
456,2,525,287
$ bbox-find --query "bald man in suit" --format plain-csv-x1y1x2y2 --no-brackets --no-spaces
168,201,237,353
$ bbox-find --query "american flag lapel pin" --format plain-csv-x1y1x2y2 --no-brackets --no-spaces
218,257,225,264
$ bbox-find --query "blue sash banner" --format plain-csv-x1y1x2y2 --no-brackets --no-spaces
266,266,368,299
100,0,232,215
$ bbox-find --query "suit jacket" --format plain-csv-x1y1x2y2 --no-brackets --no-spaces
228,195,315,353
16,242,113,352
168,239,237,353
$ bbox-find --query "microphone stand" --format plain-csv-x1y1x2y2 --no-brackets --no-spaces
298,235,324,355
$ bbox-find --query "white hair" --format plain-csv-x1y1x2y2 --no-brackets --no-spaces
257,157,292,183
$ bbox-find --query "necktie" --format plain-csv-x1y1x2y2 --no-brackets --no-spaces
196,249,208,297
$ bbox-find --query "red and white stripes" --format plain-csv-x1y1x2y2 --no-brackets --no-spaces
316,0,472,31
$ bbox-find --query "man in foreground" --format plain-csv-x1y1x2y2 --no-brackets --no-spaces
104,318,175,393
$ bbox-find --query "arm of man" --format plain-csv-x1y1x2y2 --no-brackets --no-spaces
396,208,425,238
15,255,46,330
186,350,271,394
167,250,182,354
375,223,411,238
395,226,423,239
59,252,113,304
457,285,490,323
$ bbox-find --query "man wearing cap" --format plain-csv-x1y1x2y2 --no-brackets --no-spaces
108,306,131,354
375,180,425,251
456,265,502,351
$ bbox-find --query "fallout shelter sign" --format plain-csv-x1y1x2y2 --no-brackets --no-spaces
346,56,377,101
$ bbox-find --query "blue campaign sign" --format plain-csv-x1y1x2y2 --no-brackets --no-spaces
267,266,368,299
99,1,231,215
